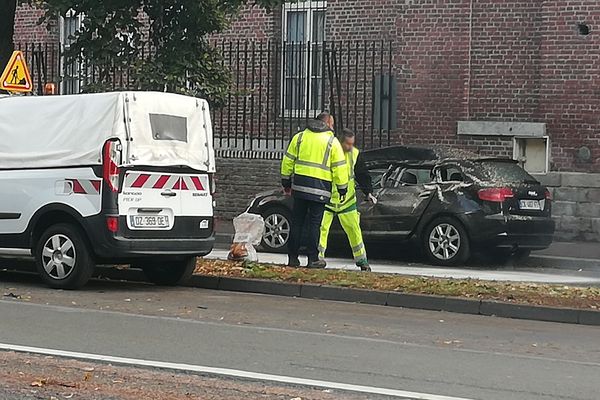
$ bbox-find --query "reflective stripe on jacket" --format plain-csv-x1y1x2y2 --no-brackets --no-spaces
281,121,348,203
327,147,360,212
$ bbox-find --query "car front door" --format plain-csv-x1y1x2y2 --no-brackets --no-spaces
361,166,435,240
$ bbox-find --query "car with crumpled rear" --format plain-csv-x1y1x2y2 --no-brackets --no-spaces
246,146,555,266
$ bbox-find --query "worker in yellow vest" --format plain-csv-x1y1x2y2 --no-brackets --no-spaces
318,128,377,271
281,113,349,268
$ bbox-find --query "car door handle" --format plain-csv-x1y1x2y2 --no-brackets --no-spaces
161,190,177,197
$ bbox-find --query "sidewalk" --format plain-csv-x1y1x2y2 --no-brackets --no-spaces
213,218,600,268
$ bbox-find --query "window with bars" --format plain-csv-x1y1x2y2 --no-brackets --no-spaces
282,1,326,114
59,10,84,94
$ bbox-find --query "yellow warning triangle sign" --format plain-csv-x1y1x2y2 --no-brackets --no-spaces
0,51,33,93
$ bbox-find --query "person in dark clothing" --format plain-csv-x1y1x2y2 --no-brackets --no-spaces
280,113,348,268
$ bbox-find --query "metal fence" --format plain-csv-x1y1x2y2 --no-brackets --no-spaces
213,40,396,152
14,40,396,152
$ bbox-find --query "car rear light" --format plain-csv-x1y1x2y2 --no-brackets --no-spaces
106,216,119,233
478,187,514,202
545,189,553,200
103,140,122,192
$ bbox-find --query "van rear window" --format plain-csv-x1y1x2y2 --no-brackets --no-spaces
149,114,188,142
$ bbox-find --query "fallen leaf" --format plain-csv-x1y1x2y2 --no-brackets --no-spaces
83,372,92,381
30,379,46,387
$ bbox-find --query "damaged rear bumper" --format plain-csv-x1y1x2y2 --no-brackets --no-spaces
463,213,555,250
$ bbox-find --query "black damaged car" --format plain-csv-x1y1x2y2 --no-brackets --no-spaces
246,146,555,266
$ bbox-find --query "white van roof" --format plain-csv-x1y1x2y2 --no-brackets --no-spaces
0,91,215,172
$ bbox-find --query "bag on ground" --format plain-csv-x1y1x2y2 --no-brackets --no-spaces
228,213,265,262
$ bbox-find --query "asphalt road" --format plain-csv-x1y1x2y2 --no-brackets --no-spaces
1,273,600,400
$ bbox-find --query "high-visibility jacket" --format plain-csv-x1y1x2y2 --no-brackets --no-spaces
327,147,359,212
281,120,348,203
327,147,373,213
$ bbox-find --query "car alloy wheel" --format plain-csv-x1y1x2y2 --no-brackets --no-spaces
429,223,461,261
263,212,290,250
41,234,77,280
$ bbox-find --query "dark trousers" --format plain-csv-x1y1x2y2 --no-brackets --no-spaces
288,197,326,263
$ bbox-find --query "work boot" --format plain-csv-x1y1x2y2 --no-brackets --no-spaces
307,259,327,269
356,259,371,272
287,257,301,268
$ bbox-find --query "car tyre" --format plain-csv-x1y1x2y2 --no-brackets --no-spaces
34,223,95,289
423,217,470,266
138,257,197,286
260,206,292,253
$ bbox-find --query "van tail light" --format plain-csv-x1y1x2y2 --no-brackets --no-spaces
103,140,122,192
478,187,514,203
209,174,216,195
106,216,119,233
545,189,553,201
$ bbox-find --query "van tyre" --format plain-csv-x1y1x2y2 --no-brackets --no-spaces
139,257,197,286
423,217,470,266
35,223,95,289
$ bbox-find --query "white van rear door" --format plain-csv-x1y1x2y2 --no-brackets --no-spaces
179,173,213,220
120,171,182,230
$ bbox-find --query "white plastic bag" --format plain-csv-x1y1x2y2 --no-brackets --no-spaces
228,213,265,262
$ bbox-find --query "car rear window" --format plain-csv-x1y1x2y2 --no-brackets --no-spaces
470,161,537,184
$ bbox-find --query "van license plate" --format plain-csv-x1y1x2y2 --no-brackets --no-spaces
130,215,170,229
519,200,542,210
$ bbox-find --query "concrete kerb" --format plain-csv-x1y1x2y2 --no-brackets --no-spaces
187,274,600,326
92,267,600,326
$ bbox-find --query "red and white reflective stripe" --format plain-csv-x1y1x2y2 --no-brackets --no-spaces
180,175,207,191
68,179,101,195
124,173,207,191
125,173,179,190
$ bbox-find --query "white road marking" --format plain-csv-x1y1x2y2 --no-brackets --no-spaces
0,343,475,400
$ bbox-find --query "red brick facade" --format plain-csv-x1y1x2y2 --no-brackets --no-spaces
12,1,600,173
13,4,58,44
214,0,600,173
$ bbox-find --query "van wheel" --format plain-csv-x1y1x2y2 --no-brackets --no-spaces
423,217,470,266
139,257,197,286
35,223,95,289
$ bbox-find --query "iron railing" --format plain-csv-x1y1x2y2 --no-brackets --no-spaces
14,40,396,153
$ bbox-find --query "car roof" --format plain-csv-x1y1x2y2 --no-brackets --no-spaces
361,146,514,167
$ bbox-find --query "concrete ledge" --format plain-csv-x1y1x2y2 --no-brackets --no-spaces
387,293,481,315
188,274,599,326
480,301,579,324
89,268,600,326
301,284,388,305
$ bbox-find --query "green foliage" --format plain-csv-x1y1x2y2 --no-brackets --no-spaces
38,0,287,105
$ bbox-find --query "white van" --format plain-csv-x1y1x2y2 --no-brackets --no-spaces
0,91,215,289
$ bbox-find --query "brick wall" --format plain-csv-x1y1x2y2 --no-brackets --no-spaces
12,4,58,44
214,156,281,219
214,1,600,173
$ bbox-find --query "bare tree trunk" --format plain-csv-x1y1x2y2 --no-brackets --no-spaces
0,0,17,79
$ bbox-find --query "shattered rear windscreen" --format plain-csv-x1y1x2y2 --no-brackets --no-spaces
470,161,537,184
